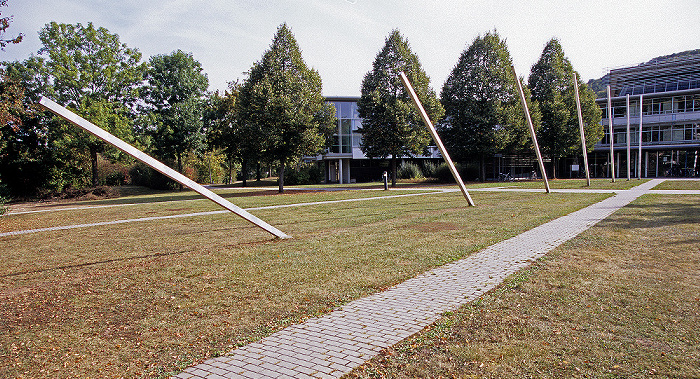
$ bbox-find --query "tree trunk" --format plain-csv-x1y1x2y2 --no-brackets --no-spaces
90,146,99,187
479,156,486,182
552,156,557,179
177,152,183,190
256,162,261,181
241,158,248,187
391,154,397,187
227,157,233,184
278,163,285,193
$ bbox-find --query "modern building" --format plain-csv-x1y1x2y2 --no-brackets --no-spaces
593,52,700,178
309,96,442,183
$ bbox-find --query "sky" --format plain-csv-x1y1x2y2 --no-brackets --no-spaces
2,0,699,97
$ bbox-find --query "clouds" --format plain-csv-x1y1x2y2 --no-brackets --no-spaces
2,0,699,97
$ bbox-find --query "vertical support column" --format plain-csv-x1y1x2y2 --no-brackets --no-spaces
572,73,591,186
607,85,616,182
626,94,631,180
338,159,344,184
398,72,475,205
511,66,550,193
638,94,643,179
39,96,291,239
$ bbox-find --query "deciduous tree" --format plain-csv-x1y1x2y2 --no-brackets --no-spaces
440,31,537,181
143,50,209,176
529,38,602,178
357,29,443,187
38,22,146,186
236,23,335,193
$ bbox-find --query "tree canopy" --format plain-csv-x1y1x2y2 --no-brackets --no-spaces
143,50,209,175
357,29,443,186
37,22,146,186
529,38,602,178
440,31,537,181
236,23,335,193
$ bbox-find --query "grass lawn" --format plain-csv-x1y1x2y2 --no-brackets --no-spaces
652,179,700,191
0,187,607,378
347,194,700,378
463,178,650,190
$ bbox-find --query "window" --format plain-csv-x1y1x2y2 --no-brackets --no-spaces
672,126,685,141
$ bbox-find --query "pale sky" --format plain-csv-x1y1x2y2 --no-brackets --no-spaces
3,0,699,97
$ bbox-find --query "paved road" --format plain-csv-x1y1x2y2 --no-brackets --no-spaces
173,179,666,378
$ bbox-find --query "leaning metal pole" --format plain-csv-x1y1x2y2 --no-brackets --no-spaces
607,85,616,182
39,96,291,239
638,94,643,179
572,73,591,186
511,66,550,193
626,94,631,180
398,72,475,206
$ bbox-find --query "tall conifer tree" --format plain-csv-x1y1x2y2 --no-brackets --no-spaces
236,23,335,193
440,31,536,181
357,29,443,187
529,38,602,178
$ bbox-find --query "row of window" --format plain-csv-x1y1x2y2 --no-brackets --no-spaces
600,95,700,118
600,123,700,144
618,79,700,96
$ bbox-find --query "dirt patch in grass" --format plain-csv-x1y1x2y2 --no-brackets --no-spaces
347,194,700,378
0,190,607,378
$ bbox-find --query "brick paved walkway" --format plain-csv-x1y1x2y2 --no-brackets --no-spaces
174,180,663,379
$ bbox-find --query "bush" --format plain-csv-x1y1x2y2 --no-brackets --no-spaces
422,161,438,178
433,162,462,183
128,163,177,190
0,183,9,215
397,161,424,179
285,164,324,185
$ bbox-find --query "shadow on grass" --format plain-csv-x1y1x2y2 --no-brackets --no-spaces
0,249,197,278
599,195,700,231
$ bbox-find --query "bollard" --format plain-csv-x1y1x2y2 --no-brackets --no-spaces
382,171,389,190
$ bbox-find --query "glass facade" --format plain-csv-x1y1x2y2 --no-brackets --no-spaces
328,100,361,154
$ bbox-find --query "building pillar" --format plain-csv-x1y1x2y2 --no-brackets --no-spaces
338,159,344,184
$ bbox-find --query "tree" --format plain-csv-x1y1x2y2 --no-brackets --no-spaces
38,22,146,186
529,38,602,178
1,58,83,196
357,29,443,187
143,50,209,176
236,23,335,193
0,0,22,50
205,85,239,184
440,31,537,181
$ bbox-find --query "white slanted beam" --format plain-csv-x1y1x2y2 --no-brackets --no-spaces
399,72,475,206
511,66,550,193
572,73,591,186
39,96,291,239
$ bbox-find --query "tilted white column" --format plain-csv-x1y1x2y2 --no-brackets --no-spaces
638,94,643,179
511,66,550,193
607,85,616,182
572,73,591,186
398,72,475,206
39,96,290,239
626,94,631,180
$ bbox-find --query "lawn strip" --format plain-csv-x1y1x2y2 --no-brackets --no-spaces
346,194,700,378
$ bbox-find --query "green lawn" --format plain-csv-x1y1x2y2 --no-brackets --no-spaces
347,194,700,378
0,186,607,378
